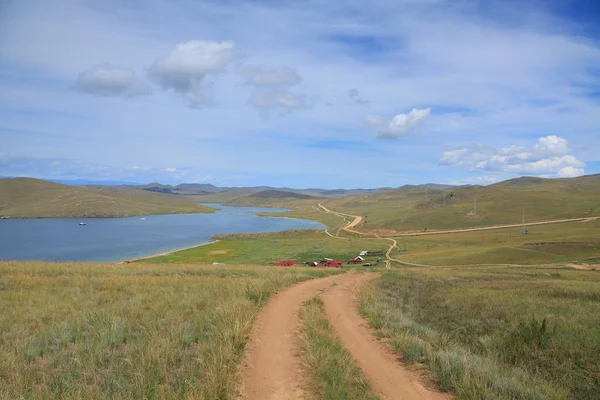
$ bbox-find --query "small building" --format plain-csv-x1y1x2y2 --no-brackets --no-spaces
347,256,364,264
359,250,368,256
327,260,344,268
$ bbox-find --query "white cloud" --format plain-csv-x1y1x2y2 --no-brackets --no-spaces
365,108,431,139
148,40,234,107
164,167,177,172
75,64,150,97
362,115,388,129
242,65,313,114
241,66,302,87
439,136,585,177
2,0,599,188
248,88,315,113
557,166,585,178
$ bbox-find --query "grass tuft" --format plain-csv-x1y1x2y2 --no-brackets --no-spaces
0,261,342,399
299,296,381,400
359,267,600,399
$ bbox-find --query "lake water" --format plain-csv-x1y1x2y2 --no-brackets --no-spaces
0,204,324,262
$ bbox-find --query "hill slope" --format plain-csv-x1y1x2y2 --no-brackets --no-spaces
324,174,600,232
0,178,214,218
248,190,320,200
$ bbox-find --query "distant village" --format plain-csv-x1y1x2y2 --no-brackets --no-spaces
274,250,384,268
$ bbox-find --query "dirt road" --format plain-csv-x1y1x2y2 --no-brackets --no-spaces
319,200,598,237
318,201,396,268
239,272,449,400
316,200,599,268
318,201,363,233
322,274,450,400
239,274,341,399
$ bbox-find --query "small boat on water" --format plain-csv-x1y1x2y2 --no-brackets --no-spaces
79,222,87,226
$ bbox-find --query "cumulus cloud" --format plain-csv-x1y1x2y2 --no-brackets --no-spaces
242,66,302,87
347,88,369,105
75,64,150,97
242,64,312,114
249,89,315,113
439,136,585,177
148,40,234,107
362,115,388,129
364,108,431,139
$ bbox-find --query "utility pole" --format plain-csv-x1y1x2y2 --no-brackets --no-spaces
443,191,446,206
425,188,428,202
474,197,477,216
522,208,525,234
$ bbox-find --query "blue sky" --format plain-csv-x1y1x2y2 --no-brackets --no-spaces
1,0,599,188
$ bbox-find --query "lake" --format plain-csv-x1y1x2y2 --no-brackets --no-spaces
0,204,324,262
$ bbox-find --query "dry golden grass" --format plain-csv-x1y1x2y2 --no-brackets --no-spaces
0,178,213,218
360,266,600,399
0,261,341,399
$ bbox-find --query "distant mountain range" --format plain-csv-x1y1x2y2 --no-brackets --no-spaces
120,183,460,198
0,176,465,197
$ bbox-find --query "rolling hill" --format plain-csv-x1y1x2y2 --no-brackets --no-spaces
248,190,321,200
0,178,214,218
323,174,600,232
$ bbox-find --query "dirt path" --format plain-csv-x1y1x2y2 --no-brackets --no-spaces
318,201,363,233
317,201,396,268
240,274,344,399
317,201,598,238
322,273,450,400
566,263,599,270
240,272,450,400
391,216,600,237
383,237,398,270
316,200,599,268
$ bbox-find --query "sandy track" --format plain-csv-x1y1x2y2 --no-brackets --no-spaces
566,263,599,270
318,201,363,233
239,274,343,400
240,273,451,400
317,200,599,268
322,273,450,400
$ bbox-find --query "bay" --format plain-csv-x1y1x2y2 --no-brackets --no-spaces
0,204,324,262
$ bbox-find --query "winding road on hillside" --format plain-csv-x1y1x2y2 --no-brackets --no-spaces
239,202,598,399
239,272,449,400
317,200,600,268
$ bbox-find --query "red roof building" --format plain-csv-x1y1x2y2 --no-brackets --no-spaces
275,260,296,267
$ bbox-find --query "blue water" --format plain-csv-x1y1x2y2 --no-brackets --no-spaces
0,204,324,262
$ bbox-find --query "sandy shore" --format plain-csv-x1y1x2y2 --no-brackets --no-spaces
121,240,220,263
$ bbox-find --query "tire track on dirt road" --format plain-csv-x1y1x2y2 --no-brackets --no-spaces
239,272,451,400
239,274,344,400
318,201,396,269
322,273,451,400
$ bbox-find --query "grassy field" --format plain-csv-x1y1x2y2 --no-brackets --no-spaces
140,230,387,265
0,261,342,399
323,174,599,233
390,219,600,266
360,266,600,399
0,178,214,218
299,297,380,400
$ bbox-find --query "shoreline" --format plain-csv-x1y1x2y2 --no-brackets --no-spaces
122,240,220,263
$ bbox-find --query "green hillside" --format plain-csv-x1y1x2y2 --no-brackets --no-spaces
0,178,214,218
324,174,600,232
